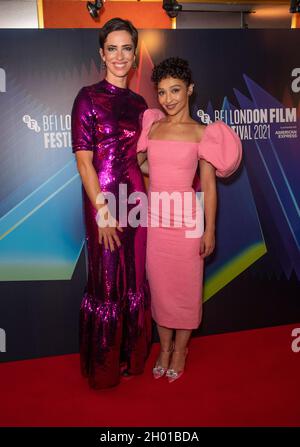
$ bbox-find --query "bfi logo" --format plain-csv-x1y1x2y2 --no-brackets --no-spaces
0,328,6,352
0,68,6,93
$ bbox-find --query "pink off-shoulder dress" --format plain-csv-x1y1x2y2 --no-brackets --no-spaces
137,109,242,329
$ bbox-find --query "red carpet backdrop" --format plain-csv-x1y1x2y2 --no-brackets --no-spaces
0,29,299,362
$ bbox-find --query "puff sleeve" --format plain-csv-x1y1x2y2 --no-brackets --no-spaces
71,87,95,153
198,120,242,177
137,108,165,152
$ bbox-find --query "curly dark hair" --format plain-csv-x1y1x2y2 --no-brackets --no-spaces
151,57,193,86
99,18,138,51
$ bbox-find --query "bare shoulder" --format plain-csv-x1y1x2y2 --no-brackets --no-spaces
192,121,207,140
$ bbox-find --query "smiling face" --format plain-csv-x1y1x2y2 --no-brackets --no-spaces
99,30,136,84
157,76,194,116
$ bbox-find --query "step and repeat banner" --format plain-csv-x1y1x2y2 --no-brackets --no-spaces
0,29,299,361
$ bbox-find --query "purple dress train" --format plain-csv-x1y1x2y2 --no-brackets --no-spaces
71,79,151,389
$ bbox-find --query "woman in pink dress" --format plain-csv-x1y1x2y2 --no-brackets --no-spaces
137,58,242,382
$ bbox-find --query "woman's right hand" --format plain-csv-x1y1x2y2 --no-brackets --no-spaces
96,206,123,251
74,152,123,251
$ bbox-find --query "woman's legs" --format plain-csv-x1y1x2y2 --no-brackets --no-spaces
169,329,192,372
155,324,174,369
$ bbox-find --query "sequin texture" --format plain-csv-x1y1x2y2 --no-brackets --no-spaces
72,79,151,389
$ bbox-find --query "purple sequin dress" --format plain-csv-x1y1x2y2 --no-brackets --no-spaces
71,79,151,389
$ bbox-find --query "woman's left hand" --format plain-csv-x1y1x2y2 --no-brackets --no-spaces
200,230,215,258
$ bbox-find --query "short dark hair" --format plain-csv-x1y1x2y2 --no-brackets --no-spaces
99,18,138,51
151,57,193,86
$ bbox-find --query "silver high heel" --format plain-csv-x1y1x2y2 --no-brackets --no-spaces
166,348,188,383
153,345,174,379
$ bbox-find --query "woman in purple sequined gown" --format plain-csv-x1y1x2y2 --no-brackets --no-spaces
71,18,151,389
